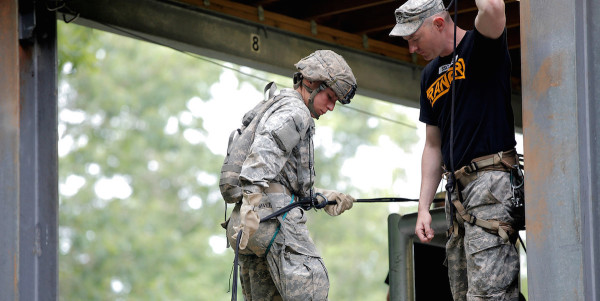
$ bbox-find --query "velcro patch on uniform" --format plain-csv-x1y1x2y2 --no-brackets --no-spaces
271,125,300,153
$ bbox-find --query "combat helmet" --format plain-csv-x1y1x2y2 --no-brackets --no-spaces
293,50,357,119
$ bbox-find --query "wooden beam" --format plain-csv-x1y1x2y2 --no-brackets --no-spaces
301,0,395,20
177,0,429,65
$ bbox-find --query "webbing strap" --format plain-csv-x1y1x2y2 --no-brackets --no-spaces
450,197,511,242
464,157,495,173
452,149,518,188
463,149,517,173
264,195,294,256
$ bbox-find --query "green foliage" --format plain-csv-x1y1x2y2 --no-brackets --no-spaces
58,20,418,301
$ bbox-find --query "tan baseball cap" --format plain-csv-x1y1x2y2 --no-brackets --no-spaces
389,0,446,37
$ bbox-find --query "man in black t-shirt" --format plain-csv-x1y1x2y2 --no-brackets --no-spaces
390,0,523,300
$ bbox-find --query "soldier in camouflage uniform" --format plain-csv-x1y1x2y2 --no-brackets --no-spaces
389,0,524,300
226,50,358,301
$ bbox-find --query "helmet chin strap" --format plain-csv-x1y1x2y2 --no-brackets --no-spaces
294,73,326,119
302,81,324,120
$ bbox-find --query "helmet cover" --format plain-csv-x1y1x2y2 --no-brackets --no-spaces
294,50,357,104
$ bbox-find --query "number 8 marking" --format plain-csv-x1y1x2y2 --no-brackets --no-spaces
251,34,260,53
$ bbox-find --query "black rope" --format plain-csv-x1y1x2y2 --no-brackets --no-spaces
444,0,460,239
450,0,458,176
356,197,445,203
518,234,526,253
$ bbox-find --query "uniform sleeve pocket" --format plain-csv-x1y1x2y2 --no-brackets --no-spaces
271,123,300,153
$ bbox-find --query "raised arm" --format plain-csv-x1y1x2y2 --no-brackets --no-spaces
474,0,506,39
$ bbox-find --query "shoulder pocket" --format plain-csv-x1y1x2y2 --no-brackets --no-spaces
271,123,300,153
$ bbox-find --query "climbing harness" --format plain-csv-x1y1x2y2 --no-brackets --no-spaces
444,0,526,251
445,151,521,242
445,150,525,248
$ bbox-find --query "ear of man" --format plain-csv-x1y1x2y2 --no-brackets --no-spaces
432,17,445,31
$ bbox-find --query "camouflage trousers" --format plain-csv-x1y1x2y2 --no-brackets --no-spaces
445,171,523,301
230,191,329,301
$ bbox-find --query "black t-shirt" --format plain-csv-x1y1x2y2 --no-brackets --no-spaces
419,28,516,170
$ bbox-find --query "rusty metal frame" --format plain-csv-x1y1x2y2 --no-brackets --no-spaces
0,0,58,299
521,0,599,300
0,0,21,297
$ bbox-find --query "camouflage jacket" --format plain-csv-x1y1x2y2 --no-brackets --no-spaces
239,88,315,197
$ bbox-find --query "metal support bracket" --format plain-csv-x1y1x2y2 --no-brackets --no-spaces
19,0,35,42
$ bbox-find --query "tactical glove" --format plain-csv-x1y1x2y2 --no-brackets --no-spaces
231,192,261,250
315,188,355,216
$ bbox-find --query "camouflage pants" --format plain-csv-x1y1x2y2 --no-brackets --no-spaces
233,191,329,301
445,171,522,301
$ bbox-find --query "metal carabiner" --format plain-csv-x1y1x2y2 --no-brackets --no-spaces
510,164,524,189
510,164,525,208
313,192,329,209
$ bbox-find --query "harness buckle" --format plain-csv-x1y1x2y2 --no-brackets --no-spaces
468,214,477,225
465,162,478,173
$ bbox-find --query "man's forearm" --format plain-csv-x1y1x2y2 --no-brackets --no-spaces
475,0,506,39
418,146,443,212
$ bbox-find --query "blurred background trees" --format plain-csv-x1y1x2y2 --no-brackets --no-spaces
57,21,420,300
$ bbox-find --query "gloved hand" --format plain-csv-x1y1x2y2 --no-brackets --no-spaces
232,192,261,250
315,188,355,216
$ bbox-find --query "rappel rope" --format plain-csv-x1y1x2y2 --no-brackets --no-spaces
444,0,460,242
